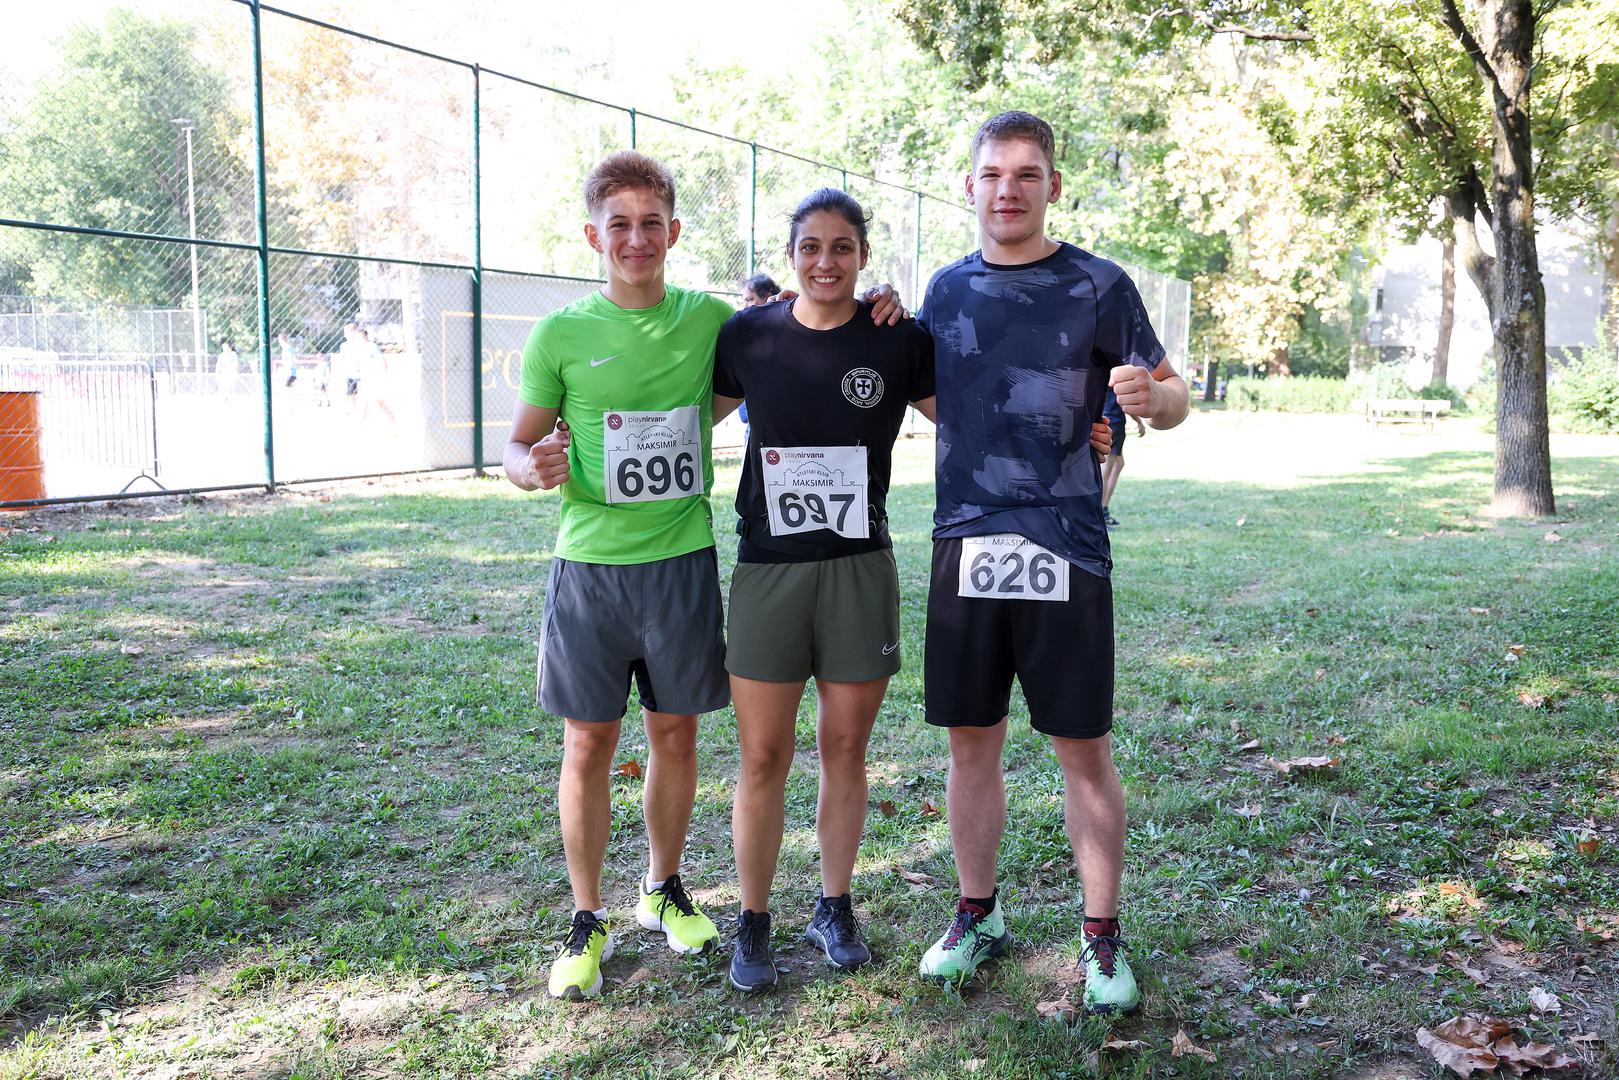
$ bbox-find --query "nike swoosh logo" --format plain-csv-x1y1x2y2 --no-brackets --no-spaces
881,642,897,655
589,354,620,367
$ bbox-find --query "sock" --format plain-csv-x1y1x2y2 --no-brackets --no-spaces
1084,915,1121,938
575,907,607,922
644,871,671,893
962,888,997,913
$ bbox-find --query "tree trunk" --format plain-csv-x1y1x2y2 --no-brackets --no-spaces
1480,0,1555,517
1204,358,1219,401
1602,124,1618,354
1435,231,1455,387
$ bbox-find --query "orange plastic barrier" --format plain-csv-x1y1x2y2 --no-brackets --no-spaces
0,390,46,505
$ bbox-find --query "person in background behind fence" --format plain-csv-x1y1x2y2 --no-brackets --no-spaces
1100,387,1146,529
215,340,240,400
334,323,366,416
279,333,299,389
358,328,397,427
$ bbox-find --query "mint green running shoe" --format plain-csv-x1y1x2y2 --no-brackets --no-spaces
919,899,1013,984
1080,930,1141,1015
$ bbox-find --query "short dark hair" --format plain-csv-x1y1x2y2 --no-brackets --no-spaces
971,111,1055,170
785,187,871,256
584,150,676,216
743,273,780,298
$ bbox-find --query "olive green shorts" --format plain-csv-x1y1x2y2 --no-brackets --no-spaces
726,548,901,683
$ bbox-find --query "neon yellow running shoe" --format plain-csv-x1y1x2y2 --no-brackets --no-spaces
1080,930,1141,1016
547,910,613,1001
635,873,719,954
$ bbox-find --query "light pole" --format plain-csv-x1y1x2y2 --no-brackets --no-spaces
172,118,204,373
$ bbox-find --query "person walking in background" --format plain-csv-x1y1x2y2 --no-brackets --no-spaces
1100,387,1146,528
214,340,240,399
334,322,366,417
358,328,398,427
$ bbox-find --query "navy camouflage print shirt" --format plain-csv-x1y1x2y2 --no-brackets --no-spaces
918,242,1165,579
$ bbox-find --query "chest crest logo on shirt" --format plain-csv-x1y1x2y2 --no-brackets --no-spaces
841,367,884,409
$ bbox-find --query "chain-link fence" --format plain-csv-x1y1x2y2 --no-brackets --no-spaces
0,1,1192,506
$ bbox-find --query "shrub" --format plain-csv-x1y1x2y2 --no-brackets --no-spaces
1549,341,1619,433
1225,375,1358,413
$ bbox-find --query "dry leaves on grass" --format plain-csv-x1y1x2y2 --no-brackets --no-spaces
1101,1034,1147,1052
1527,987,1561,1015
1036,998,1077,1022
1231,803,1264,819
613,760,642,779
895,868,935,888
1544,530,1563,543
1574,837,1601,858
1171,1029,1217,1062
1518,690,1548,709
920,797,941,817
877,799,897,818
1237,739,1262,752
1268,756,1340,776
1416,1016,1578,1077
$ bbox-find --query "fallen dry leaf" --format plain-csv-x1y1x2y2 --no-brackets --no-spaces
1171,1029,1217,1063
1571,1032,1601,1044
962,1060,984,1074
878,799,897,818
1543,530,1562,543
614,760,643,779
1036,998,1078,1022
1574,837,1600,858
1100,1034,1147,1052
119,643,144,656
1517,690,1548,709
896,868,935,887
1506,644,1526,657
1268,756,1340,776
1258,989,1284,1007
1293,992,1317,1011
1469,606,1491,615
1527,986,1561,1015
1418,1022,1500,1077
1494,1039,1577,1075
1326,734,1349,746
920,797,941,817
1457,963,1489,987
1437,882,1485,910
1575,914,1614,940
1237,739,1262,752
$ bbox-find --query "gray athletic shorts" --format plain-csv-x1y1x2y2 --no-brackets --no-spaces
726,548,901,683
537,547,729,722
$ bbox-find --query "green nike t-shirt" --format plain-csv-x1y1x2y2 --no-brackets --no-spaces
519,286,735,565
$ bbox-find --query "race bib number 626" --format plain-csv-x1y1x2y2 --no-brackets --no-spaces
957,534,1069,601
603,406,702,504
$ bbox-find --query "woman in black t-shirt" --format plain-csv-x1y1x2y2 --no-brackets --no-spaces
710,189,936,991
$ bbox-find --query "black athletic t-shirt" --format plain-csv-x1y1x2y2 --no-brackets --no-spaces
713,299,935,563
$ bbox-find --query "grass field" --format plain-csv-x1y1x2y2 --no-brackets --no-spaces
1,411,1616,1079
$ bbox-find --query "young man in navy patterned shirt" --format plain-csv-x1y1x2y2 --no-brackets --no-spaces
915,111,1189,1014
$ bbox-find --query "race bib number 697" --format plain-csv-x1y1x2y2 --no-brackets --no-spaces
957,534,1069,601
603,406,702,504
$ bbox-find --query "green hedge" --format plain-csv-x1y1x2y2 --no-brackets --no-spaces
1226,376,1358,413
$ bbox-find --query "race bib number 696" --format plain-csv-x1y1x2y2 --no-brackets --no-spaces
603,406,702,504
957,534,1069,601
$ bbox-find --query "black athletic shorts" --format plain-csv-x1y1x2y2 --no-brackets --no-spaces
924,536,1114,739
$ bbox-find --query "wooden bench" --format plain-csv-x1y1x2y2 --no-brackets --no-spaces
1364,398,1451,432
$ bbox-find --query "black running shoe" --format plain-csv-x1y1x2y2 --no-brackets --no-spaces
1104,508,1121,528
805,892,871,970
729,909,777,993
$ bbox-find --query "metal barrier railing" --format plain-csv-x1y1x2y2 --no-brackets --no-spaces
0,359,161,494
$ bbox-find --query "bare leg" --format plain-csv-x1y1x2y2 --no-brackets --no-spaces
731,676,805,912
813,677,887,897
1051,733,1126,918
1101,452,1125,508
947,718,1010,897
642,709,699,883
559,717,621,910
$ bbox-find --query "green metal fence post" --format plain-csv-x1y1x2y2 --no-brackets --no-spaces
913,191,923,312
629,108,637,148
471,64,484,476
250,0,275,491
748,142,758,278
840,168,848,191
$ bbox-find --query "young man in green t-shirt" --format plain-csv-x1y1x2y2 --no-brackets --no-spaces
505,151,903,1000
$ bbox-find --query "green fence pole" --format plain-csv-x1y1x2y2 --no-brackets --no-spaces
471,64,484,476
748,142,758,278
629,108,637,148
913,191,923,312
250,0,275,491
840,168,848,191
